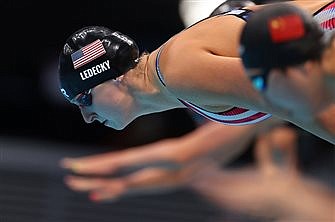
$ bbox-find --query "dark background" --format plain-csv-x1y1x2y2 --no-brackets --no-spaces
0,1,334,222
0,0,294,147
0,0,198,148
0,0,333,180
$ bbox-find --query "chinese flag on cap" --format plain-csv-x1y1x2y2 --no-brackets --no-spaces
268,14,305,43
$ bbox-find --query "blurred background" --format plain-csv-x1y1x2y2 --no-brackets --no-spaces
0,0,196,147
0,0,334,222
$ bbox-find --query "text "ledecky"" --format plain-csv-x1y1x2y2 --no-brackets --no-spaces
80,60,110,80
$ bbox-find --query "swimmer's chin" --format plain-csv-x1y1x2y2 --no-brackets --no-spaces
103,121,128,130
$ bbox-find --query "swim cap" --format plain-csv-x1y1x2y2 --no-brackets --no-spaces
240,3,325,69
58,26,139,101
210,0,255,17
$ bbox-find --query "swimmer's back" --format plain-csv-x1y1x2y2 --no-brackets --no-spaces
148,0,334,118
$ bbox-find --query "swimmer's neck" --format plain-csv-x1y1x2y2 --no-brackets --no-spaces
122,52,184,114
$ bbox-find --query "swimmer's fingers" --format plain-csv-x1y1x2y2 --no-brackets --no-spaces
65,168,186,202
65,160,214,202
60,141,181,175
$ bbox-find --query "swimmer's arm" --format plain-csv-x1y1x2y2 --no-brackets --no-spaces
161,45,270,113
246,0,332,15
163,46,335,144
175,121,258,163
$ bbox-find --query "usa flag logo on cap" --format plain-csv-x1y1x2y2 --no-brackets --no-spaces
71,39,106,69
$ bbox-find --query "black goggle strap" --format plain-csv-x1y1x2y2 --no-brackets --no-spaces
72,89,92,106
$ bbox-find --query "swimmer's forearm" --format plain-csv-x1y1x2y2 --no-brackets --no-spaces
173,121,261,164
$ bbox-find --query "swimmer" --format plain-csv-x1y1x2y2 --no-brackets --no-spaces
58,0,335,143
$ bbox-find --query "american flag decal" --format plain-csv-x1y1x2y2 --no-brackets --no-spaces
71,39,106,69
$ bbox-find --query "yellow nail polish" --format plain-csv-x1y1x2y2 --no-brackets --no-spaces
71,163,83,171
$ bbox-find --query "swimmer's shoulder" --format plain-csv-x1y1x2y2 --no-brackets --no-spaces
152,36,203,94
244,0,333,15
154,15,245,85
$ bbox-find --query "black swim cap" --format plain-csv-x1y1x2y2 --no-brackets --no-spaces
240,3,325,69
58,26,139,101
210,0,255,17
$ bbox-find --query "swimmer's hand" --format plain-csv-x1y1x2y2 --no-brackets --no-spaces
60,139,213,202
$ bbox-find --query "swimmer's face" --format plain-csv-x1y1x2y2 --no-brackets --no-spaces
76,78,137,130
246,66,322,117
